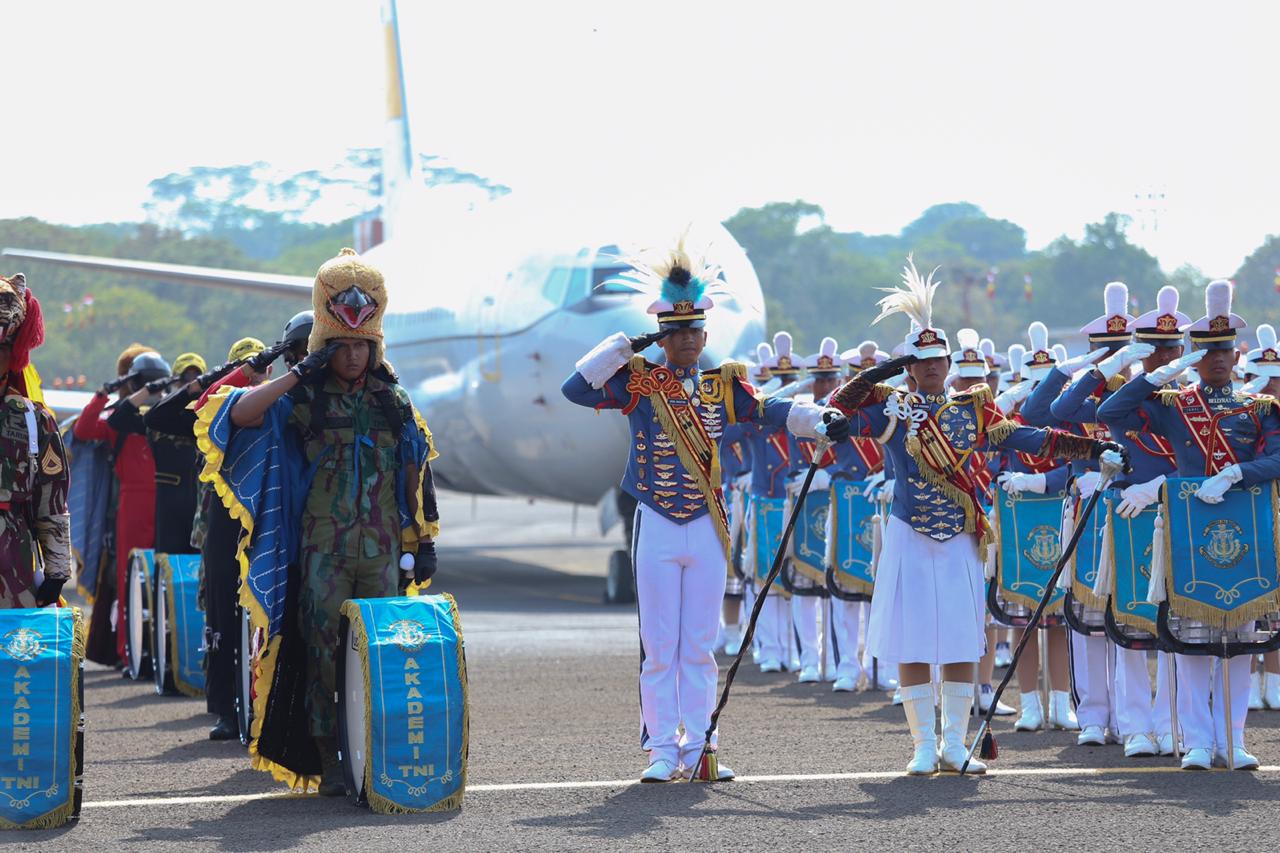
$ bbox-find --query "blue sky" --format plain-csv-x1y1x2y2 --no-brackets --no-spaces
4,0,1275,275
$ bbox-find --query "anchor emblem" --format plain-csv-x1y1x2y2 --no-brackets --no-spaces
1198,519,1249,569
2,628,45,662
1022,525,1062,571
856,516,876,551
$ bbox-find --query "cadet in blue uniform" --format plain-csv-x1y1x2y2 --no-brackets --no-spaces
997,323,1078,733
740,332,805,674
801,260,1124,775
562,243,846,783
1051,284,1188,757
1097,280,1280,771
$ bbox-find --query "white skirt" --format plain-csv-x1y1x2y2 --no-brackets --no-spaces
866,515,987,665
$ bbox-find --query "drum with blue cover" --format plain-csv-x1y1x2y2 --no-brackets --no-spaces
0,607,85,829
124,549,156,681
151,554,206,698
337,594,468,813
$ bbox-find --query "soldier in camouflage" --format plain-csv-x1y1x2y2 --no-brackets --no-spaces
0,273,71,609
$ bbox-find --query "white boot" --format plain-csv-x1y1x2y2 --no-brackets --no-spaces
901,683,939,775
1249,670,1264,710
939,682,986,774
1049,690,1079,730
1266,673,1280,710
723,624,743,656
1015,691,1044,731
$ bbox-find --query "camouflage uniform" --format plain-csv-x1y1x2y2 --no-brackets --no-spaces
0,393,71,607
289,374,423,737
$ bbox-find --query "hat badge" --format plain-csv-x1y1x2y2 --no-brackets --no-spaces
1155,314,1179,332
917,329,939,346
1209,316,1230,333
672,300,695,315
1106,315,1128,333
1033,350,1051,364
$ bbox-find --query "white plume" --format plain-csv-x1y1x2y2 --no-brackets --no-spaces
872,255,941,330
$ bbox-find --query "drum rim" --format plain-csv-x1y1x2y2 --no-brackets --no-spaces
335,614,368,806
126,554,149,679
152,572,169,693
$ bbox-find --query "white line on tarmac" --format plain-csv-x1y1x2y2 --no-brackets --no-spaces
81,765,1280,809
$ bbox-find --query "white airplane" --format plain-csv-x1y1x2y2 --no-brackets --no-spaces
2,0,767,600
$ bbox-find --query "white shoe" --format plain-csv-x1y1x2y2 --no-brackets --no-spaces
1077,725,1106,746
1180,748,1212,770
977,684,1015,716
641,758,679,783
723,628,743,657
1249,671,1264,710
711,761,736,781
832,676,857,693
1123,733,1159,757
1214,747,1260,770
994,642,1013,668
1015,692,1044,731
798,665,821,684
1049,691,1079,731
875,673,900,691
891,687,903,706
1265,673,1280,710
901,683,939,775
938,682,986,774
1156,732,1176,756
759,658,783,674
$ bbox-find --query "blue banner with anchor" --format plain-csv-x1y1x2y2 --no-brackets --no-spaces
340,595,468,813
1162,478,1280,624
1069,492,1110,611
1104,497,1160,635
0,607,83,830
750,496,786,586
995,490,1067,612
789,488,830,584
828,481,877,596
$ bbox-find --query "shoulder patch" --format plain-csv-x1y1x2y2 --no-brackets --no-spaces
1156,389,1181,406
1105,374,1127,393
40,443,64,477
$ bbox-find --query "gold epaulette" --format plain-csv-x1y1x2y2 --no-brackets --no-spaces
719,361,748,383
1156,388,1181,406
628,355,651,373
870,383,895,403
952,384,994,406
1106,374,1127,393
1253,394,1277,415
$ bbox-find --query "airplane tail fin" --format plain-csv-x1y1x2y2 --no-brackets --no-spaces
357,0,413,250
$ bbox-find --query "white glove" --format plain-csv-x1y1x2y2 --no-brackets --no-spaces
1116,475,1165,518
999,471,1047,494
1194,464,1242,504
1244,375,1270,395
574,332,634,389
994,379,1035,412
1145,350,1206,387
1075,470,1102,500
810,468,831,492
862,471,885,497
877,478,895,502
1057,348,1110,377
1097,343,1156,380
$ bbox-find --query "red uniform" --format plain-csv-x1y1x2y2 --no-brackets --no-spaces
74,391,157,661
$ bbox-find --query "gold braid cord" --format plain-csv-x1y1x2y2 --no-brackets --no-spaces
830,379,891,414
1040,430,1097,461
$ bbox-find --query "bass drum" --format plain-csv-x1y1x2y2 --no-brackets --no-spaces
151,565,177,695
124,549,154,681
336,613,368,805
235,606,256,747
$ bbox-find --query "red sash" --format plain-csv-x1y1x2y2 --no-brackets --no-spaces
850,437,884,474
800,439,837,468
1173,387,1256,475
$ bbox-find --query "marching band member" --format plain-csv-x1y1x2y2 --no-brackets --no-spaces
996,324,1077,733
75,346,168,664
797,258,1125,775
1243,325,1280,710
0,273,70,609
787,338,845,683
1052,284,1188,756
562,241,845,782
740,332,805,674
206,249,439,792
1097,280,1280,770
1023,285,1132,749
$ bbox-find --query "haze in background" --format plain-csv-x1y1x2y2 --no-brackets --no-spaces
3,0,1274,275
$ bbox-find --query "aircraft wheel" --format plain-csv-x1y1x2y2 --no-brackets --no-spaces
604,549,635,605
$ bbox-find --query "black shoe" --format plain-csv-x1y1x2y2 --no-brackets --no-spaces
209,716,239,741
317,777,346,797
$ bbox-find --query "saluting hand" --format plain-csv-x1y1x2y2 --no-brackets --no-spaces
289,341,341,383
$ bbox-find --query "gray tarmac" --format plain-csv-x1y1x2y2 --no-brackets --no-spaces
12,493,1280,851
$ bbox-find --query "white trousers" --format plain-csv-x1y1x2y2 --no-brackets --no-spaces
1071,633,1118,731
634,505,727,766
1176,654,1251,751
831,599,866,681
791,594,821,671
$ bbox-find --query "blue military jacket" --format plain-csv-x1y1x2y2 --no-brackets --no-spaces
1097,377,1280,485
842,385,1060,542
1021,367,1098,482
1051,368,1176,486
562,357,792,525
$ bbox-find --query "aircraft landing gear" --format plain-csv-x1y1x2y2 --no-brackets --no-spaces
604,550,635,605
